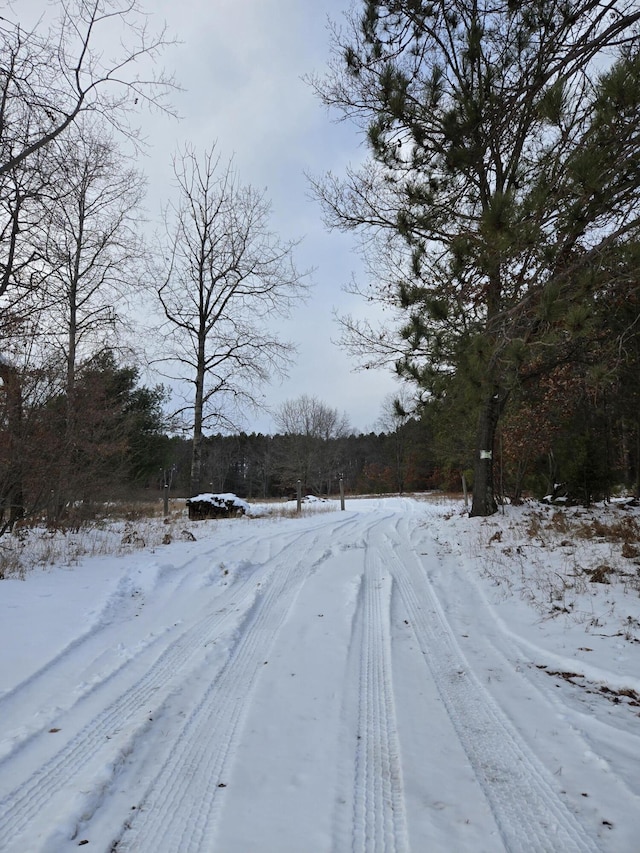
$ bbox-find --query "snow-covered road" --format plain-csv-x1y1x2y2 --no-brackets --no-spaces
1,498,638,852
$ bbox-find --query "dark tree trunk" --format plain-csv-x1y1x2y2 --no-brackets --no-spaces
190,343,206,496
0,361,24,531
190,429,203,497
636,421,640,499
470,388,507,517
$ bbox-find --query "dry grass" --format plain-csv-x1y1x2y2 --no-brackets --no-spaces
0,504,186,580
576,515,640,544
417,490,465,506
0,497,340,579
471,502,640,641
250,503,336,521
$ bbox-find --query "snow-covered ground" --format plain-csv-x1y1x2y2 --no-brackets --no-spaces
0,496,639,852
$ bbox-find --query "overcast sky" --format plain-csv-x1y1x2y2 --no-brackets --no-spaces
135,0,400,435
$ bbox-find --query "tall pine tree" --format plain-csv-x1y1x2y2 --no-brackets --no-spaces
313,0,640,514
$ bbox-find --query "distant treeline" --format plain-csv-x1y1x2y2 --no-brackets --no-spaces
3,344,640,535
162,421,437,500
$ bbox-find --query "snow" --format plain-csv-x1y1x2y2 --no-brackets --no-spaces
186,492,251,514
1,496,639,852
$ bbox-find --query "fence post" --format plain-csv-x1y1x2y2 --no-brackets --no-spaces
462,473,469,510
163,483,169,518
296,479,302,514
340,476,345,511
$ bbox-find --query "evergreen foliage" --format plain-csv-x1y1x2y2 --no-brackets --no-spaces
0,350,170,530
313,0,640,514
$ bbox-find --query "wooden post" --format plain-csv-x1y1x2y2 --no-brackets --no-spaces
296,479,302,514
462,473,469,510
340,476,345,511
499,427,505,514
163,483,169,518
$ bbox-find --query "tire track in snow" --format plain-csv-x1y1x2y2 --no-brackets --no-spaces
0,519,347,852
0,520,304,753
381,523,601,853
0,580,261,851
334,531,410,853
113,515,361,853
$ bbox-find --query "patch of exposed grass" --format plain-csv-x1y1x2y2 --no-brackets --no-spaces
471,502,640,641
0,496,340,578
576,515,640,544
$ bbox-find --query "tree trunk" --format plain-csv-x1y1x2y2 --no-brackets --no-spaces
0,362,24,531
53,294,78,521
190,350,206,496
470,388,507,517
635,420,640,499
190,428,203,497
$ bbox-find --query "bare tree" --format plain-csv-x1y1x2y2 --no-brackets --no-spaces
41,120,146,404
0,0,175,179
376,389,415,495
275,394,351,441
19,120,146,512
157,145,310,495
0,0,174,365
274,394,351,494
311,0,640,515
0,153,50,304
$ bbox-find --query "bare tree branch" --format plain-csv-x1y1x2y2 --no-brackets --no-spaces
155,143,311,493
0,0,177,178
